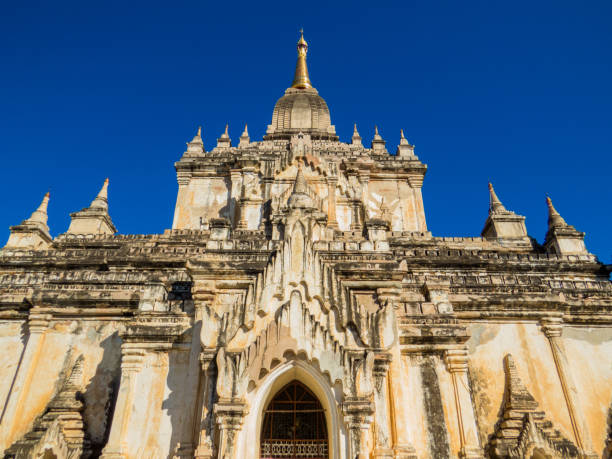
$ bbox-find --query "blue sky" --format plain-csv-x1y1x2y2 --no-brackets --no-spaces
1,1,610,261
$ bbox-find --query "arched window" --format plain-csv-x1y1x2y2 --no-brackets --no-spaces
260,380,328,458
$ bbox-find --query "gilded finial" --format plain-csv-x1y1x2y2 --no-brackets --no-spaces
291,30,312,89
197,126,201,136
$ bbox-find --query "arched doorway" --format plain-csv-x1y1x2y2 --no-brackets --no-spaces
260,380,328,458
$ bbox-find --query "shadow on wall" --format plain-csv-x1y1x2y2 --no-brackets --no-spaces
163,326,201,458
83,332,122,457
0,320,29,425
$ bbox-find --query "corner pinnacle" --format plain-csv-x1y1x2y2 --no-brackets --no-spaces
26,191,50,225
90,178,109,210
488,182,507,214
546,196,568,228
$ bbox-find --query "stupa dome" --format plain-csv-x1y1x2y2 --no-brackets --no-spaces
265,31,337,140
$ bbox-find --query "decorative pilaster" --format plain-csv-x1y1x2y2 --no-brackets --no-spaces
444,349,484,459
193,349,217,459
343,397,374,459
0,309,51,452
326,169,338,229
213,399,248,459
350,199,364,232
100,344,146,459
372,355,393,458
377,291,418,459
229,169,242,227
540,319,597,458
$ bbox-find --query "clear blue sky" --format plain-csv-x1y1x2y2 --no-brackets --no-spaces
1,1,610,261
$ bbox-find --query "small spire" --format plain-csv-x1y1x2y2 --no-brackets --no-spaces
189,126,203,143
396,129,415,157
26,191,50,225
216,124,232,148
371,125,386,151
185,126,204,154
546,196,568,228
191,126,203,143
291,30,313,89
287,162,315,209
351,123,362,146
238,123,250,148
90,178,109,210
488,182,507,214
293,162,308,194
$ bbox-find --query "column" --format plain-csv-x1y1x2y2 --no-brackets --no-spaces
172,172,191,229
213,399,248,459
377,290,418,459
0,309,50,451
541,319,596,458
100,344,146,459
343,397,374,459
326,176,338,229
372,356,393,458
444,349,483,459
350,200,363,232
387,348,418,458
229,169,242,227
236,198,248,229
193,349,217,459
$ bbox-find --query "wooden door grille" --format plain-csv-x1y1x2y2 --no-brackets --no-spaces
260,380,328,458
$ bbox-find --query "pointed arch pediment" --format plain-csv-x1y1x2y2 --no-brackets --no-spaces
271,162,329,215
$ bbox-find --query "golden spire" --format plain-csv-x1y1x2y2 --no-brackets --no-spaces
291,29,312,89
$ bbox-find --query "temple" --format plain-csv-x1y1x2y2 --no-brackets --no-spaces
0,33,611,459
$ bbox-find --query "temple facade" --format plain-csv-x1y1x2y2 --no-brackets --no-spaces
0,33,611,459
